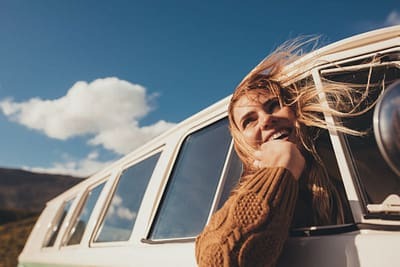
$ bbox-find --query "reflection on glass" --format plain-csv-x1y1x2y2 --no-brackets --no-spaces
43,198,75,247
94,152,161,242
217,150,242,210
150,119,231,239
65,182,105,246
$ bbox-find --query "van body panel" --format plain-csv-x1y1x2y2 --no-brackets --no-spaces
278,229,400,267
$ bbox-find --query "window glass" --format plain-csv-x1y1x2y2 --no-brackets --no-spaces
94,152,161,243
149,119,231,240
64,181,105,246
43,198,75,247
322,58,400,207
217,150,242,209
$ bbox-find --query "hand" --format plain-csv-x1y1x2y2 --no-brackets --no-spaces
253,140,305,180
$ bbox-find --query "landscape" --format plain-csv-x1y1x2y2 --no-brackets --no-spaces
0,168,81,267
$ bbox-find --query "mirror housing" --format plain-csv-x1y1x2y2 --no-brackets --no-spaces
373,80,400,176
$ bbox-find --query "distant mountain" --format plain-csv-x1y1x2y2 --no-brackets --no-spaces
0,167,83,213
0,168,82,266
0,209,37,225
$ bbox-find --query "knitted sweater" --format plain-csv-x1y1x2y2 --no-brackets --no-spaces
195,167,299,267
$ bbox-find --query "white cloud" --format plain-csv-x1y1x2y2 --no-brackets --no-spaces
0,77,176,155
23,151,113,177
88,120,174,154
385,10,400,26
116,207,137,221
107,194,137,221
356,10,400,32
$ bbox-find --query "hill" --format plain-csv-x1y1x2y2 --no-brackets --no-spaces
0,167,83,267
0,216,38,267
0,209,37,225
0,167,83,213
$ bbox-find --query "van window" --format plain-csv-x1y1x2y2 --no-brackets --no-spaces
94,152,161,243
216,149,242,210
149,119,231,240
64,181,106,246
321,57,400,214
43,198,75,247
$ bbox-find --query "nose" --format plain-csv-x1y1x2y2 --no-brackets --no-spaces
259,112,276,129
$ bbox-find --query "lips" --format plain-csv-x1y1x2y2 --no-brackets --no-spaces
266,128,292,142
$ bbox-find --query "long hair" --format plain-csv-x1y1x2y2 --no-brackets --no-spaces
228,37,378,225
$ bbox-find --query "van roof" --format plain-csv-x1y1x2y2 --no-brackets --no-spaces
280,25,400,83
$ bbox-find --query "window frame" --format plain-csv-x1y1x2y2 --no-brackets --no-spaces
309,47,400,226
41,195,78,250
321,49,399,216
206,140,239,220
143,113,237,243
60,177,109,248
89,147,164,248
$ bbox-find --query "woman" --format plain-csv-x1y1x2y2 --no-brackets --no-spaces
195,39,371,267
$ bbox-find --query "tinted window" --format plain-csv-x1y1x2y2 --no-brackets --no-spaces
64,182,105,246
43,198,75,247
149,119,231,240
94,152,161,243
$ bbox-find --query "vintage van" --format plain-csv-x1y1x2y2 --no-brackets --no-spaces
18,25,399,267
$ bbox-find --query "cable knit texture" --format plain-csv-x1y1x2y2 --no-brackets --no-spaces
195,167,298,267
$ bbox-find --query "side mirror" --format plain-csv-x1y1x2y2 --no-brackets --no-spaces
373,80,400,176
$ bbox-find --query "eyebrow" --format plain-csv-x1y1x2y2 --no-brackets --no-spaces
261,96,279,110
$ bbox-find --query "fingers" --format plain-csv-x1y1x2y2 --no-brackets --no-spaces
252,140,305,180
253,160,261,169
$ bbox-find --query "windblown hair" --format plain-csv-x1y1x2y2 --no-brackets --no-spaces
228,37,378,225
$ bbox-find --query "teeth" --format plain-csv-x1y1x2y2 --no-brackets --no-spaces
271,129,289,140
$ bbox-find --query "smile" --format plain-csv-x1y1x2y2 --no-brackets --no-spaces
267,128,292,141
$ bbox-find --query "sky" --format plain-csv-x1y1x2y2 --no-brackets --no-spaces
0,0,399,177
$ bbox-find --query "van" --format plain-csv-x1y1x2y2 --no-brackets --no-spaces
18,25,400,267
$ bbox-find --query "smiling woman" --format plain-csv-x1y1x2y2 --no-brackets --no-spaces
194,35,383,266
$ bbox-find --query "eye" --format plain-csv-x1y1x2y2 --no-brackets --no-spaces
241,116,256,129
264,98,281,114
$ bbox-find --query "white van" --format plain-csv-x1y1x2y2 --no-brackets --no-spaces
18,25,400,267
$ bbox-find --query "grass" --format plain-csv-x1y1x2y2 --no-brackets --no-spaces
0,216,38,267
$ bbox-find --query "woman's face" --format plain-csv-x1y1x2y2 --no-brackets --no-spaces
232,90,297,149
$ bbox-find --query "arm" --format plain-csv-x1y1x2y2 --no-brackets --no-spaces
195,167,298,267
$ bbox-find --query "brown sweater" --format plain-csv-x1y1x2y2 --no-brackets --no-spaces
195,167,299,267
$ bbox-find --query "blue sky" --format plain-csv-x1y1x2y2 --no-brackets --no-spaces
0,0,399,177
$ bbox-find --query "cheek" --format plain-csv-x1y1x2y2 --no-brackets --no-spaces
241,128,260,148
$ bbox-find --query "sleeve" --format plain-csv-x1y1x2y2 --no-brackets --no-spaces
195,167,299,267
